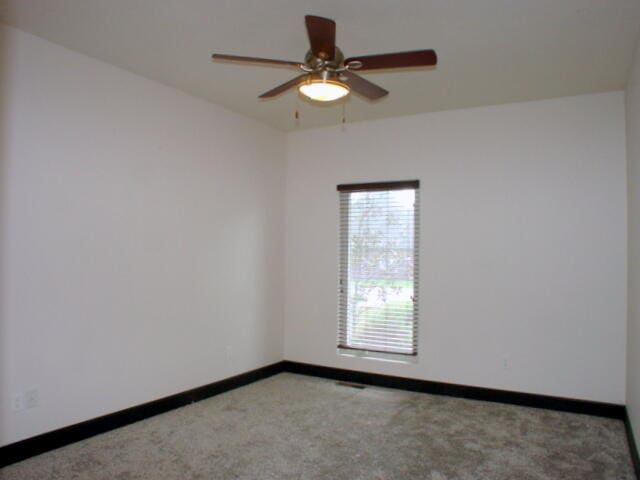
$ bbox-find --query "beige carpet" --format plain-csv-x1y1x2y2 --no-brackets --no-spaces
0,373,634,479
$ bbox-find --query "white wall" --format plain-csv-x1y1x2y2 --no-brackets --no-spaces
0,22,630,449
284,92,627,404
0,25,285,446
627,35,640,438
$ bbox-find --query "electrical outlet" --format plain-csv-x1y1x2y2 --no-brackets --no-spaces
24,389,39,409
12,393,24,412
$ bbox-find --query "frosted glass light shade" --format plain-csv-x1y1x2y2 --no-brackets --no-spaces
298,80,350,102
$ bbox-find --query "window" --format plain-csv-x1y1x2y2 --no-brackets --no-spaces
337,181,419,356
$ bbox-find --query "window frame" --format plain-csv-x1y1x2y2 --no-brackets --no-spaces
337,180,420,357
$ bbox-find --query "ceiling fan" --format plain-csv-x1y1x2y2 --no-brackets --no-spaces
211,15,437,103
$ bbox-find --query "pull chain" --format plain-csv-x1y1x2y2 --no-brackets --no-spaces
341,100,348,132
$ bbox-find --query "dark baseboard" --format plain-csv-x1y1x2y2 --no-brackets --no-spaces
0,361,285,468
2,359,630,471
625,409,640,478
280,361,625,420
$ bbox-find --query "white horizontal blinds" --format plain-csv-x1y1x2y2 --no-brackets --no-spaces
338,181,419,355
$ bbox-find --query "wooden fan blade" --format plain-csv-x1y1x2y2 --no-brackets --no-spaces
212,54,302,68
305,15,336,60
345,50,437,71
341,71,388,100
259,74,309,98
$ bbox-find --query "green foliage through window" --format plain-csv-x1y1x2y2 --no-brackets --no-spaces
338,184,419,355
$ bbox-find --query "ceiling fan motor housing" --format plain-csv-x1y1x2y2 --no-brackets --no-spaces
304,47,344,72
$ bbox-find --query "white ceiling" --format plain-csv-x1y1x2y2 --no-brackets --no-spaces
1,0,639,131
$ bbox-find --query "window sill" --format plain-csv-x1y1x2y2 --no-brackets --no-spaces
337,347,418,364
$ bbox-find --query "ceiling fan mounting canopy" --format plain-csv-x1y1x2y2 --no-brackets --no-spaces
211,15,437,103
